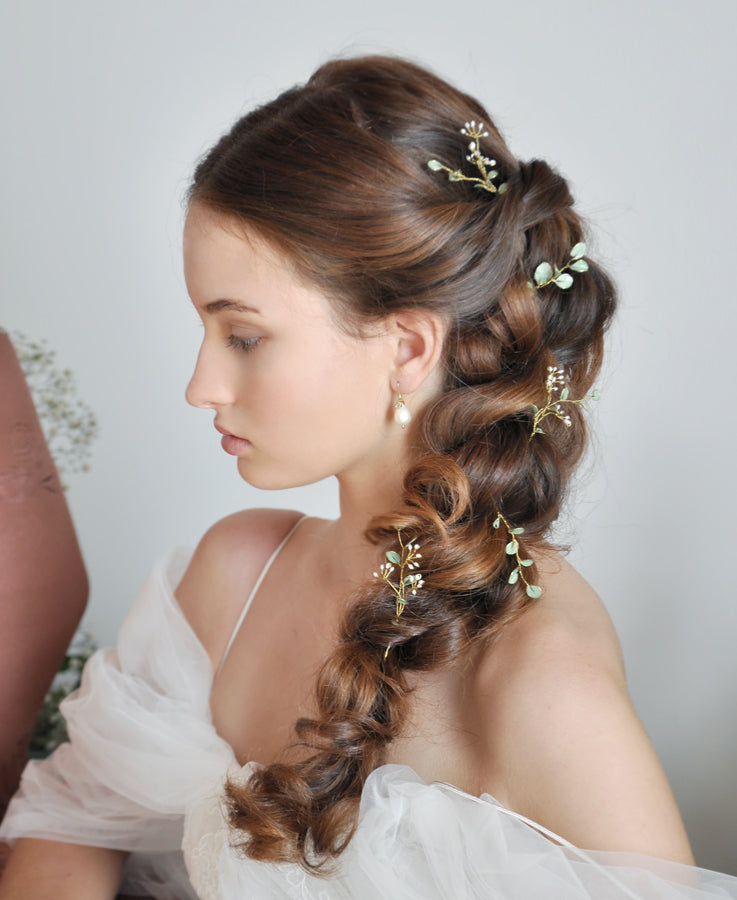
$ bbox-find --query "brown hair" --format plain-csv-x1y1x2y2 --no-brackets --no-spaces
189,55,616,870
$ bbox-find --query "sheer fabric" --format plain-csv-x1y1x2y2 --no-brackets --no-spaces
2,551,736,899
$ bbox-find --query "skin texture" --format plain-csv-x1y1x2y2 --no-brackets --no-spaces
0,209,693,896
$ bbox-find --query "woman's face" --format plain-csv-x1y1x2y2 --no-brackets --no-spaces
183,205,400,490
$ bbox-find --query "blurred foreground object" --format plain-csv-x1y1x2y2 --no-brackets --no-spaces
0,331,89,831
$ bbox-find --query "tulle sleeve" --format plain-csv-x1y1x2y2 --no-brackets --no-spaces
183,764,737,900
0,550,235,897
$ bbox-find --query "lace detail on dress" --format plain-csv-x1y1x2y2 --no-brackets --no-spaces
183,790,228,900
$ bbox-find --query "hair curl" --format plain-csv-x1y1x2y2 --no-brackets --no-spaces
189,55,616,871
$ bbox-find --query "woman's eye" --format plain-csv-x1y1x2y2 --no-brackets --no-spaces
227,334,261,353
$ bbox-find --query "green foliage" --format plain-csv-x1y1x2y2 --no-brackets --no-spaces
29,630,97,757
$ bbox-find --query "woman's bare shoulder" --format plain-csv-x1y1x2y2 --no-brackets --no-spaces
472,551,693,862
175,508,304,667
482,551,626,688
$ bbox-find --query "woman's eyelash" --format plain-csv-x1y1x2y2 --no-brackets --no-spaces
227,334,260,353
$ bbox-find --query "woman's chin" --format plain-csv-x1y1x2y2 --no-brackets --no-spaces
235,456,292,491
234,456,328,492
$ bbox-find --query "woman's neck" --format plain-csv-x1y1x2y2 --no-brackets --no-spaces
319,461,405,596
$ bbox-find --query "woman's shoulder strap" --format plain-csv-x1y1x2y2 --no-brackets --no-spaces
175,508,305,672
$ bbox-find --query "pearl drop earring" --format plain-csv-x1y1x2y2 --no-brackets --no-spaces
393,387,412,428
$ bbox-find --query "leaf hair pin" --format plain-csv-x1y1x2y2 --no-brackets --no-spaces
532,243,589,290
492,513,541,599
374,527,424,659
428,121,506,194
531,365,599,436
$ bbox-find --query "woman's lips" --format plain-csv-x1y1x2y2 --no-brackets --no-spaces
214,423,251,456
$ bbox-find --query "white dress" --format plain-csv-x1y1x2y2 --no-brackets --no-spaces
2,535,737,899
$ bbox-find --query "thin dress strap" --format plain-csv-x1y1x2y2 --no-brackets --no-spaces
216,515,307,677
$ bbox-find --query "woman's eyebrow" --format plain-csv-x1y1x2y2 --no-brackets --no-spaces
204,299,262,316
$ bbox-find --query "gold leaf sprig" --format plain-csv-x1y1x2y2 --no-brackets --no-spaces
531,366,599,436
492,513,542,599
532,242,589,290
428,121,506,195
374,527,424,659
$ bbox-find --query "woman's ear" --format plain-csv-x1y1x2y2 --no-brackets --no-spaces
390,310,447,394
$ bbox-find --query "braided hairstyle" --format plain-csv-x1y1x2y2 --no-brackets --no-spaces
189,55,616,870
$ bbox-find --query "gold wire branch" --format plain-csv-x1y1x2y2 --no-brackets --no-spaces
428,121,506,195
532,243,589,290
492,512,542,600
374,527,424,659
531,366,599,437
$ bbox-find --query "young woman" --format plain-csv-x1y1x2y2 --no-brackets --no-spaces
1,55,735,899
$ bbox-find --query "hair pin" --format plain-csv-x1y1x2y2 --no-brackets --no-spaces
428,121,506,194
374,527,423,659
492,512,541,599
531,365,599,436
532,243,589,290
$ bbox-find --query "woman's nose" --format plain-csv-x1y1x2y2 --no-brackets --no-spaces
185,342,233,410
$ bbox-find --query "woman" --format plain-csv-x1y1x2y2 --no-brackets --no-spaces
1,55,735,898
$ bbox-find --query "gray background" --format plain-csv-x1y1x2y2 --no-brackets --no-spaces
1,0,735,875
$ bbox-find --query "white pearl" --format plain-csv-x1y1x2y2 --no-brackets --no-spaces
394,402,412,428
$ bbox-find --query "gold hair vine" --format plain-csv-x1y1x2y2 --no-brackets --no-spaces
532,243,589,290
374,527,423,659
492,512,542,599
531,365,599,436
428,121,506,194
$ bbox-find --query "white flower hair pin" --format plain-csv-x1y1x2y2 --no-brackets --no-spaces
531,365,599,436
374,527,424,659
427,121,506,195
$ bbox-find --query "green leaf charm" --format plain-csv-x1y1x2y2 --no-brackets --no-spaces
570,242,586,259
427,159,443,171
386,550,401,564
534,262,553,285
494,510,544,604
570,259,589,272
554,273,574,289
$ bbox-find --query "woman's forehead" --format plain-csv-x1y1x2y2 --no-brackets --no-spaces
183,205,333,322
